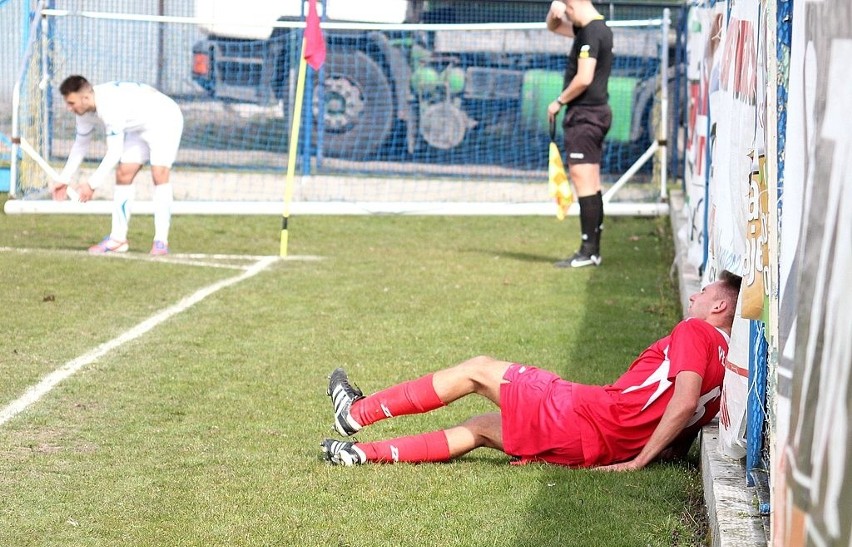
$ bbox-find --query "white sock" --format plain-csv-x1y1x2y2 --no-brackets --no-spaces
153,183,173,244
110,184,135,241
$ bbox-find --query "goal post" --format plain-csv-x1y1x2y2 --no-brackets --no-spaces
4,3,672,217
8,0,55,202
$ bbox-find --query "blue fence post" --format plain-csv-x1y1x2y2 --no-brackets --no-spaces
315,0,326,169
46,0,56,159
673,5,687,187
302,68,314,175
700,104,711,276
299,0,312,176
746,319,768,487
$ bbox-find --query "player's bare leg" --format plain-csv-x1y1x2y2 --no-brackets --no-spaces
431,355,513,405
570,162,602,196
444,412,504,456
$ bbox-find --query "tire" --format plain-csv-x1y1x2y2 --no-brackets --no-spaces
313,50,393,160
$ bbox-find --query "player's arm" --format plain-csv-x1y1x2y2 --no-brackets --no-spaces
53,124,94,200
560,56,596,103
548,56,597,122
546,1,575,37
77,129,125,202
656,429,700,462
596,371,703,472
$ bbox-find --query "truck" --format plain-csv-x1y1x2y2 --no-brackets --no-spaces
190,0,662,163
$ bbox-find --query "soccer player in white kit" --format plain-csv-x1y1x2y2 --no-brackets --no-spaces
54,75,184,256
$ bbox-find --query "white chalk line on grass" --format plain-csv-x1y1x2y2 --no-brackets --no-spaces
0,255,279,428
0,247,323,270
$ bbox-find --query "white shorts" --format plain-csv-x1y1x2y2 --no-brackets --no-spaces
120,101,184,168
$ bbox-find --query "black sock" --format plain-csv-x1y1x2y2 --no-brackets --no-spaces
595,190,604,253
578,194,602,254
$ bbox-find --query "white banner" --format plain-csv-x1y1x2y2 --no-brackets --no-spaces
697,0,763,459
775,1,852,543
682,5,726,272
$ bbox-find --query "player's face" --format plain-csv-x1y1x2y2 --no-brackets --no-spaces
63,91,93,115
687,282,722,320
563,3,577,23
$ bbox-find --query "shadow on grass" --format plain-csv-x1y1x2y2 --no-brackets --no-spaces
464,248,561,264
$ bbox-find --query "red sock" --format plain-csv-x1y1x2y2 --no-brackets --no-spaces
351,374,446,427
358,430,451,463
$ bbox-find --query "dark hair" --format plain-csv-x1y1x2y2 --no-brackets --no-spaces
717,270,742,304
59,75,92,96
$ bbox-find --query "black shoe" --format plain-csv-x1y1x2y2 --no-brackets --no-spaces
554,249,602,268
321,439,367,466
327,368,364,436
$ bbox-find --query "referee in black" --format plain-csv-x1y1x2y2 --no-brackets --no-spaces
546,0,613,268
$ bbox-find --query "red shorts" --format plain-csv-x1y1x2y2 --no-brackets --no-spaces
500,364,585,466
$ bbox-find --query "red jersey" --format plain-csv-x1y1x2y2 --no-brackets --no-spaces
570,318,729,466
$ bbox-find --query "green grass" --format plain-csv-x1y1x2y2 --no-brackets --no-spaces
0,199,707,546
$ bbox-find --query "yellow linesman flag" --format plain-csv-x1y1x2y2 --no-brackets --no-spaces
548,138,573,221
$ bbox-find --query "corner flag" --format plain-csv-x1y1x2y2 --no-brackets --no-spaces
548,120,573,220
304,0,326,70
280,0,326,257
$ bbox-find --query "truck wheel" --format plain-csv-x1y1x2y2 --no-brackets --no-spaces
313,50,393,159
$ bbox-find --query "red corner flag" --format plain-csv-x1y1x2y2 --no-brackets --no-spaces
304,0,326,70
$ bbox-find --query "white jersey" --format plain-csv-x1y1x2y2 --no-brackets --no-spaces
60,82,182,188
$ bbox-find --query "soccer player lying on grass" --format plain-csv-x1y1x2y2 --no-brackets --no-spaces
322,271,741,470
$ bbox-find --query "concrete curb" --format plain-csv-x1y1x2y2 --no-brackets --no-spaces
667,189,768,547
700,422,768,546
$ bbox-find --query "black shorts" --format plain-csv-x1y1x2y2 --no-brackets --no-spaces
562,104,612,165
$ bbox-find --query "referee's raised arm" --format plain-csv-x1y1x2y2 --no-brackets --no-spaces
546,1,575,37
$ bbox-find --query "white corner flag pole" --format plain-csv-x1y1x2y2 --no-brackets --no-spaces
280,39,309,257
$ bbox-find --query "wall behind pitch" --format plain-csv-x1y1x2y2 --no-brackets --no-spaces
683,0,764,459
772,0,852,544
686,0,852,543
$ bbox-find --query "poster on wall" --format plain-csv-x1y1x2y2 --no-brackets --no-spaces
682,4,725,272
699,0,763,459
704,0,761,282
774,0,852,544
